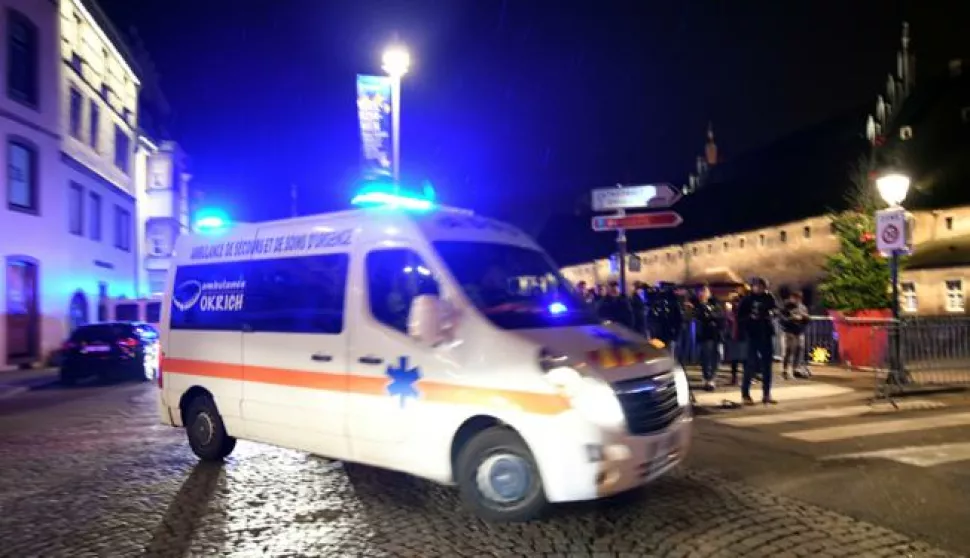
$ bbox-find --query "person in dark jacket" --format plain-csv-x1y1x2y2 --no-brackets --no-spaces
630,282,647,335
597,281,634,329
694,285,724,391
737,277,778,405
722,290,747,385
648,283,684,361
781,292,811,379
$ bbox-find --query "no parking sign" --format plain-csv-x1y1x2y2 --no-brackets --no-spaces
876,207,911,255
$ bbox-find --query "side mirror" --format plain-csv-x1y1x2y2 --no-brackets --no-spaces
407,294,443,345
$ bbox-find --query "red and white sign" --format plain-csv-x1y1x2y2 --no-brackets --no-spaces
592,211,683,232
876,207,908,254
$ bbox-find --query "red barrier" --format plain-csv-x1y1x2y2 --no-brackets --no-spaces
828,309,892,369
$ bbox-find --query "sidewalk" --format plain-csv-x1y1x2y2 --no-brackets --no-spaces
0,368,60,400
685,365,862,412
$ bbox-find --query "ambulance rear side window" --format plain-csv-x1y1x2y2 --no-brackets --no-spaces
169,255,349,334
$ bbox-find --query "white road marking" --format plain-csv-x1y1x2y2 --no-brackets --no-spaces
693,383,853,407
823,442,970,467
783,411,970,443
712,400,945,427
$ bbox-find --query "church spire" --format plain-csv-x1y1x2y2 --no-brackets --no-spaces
704,121,718,165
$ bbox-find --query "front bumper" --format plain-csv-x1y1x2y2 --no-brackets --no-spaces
540,410,693,503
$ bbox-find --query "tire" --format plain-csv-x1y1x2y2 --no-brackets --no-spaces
59,370,76,386
456,426,548,522
184,395,236,461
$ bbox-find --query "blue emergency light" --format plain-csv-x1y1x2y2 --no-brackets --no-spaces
193,208,231,233
548,302,568,315
351,180,436,211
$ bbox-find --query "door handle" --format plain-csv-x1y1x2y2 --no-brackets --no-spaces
358,356,383,365
311,353,332,362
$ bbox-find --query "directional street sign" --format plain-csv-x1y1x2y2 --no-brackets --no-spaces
591,211,683,232
591,183,682,212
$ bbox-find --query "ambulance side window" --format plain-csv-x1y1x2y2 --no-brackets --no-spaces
366,249,439,333
247,254,349,334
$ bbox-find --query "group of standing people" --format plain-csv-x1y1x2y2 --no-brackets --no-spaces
576,278,812,405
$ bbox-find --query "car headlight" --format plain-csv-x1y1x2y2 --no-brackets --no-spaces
546,367,626,428
672,365,690,407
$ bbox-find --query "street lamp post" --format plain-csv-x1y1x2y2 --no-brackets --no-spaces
876,171,911,383
382,46,410,182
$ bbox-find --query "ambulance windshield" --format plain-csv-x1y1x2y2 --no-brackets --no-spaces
434,241,597,330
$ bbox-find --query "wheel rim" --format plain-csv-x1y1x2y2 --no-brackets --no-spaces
193,412,215,446
475,452,532,505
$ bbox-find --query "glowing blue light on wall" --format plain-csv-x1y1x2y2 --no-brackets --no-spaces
548,302,568,315
351,180,436,211
193,208,231,233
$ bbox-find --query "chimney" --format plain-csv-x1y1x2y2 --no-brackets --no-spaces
950,59,963,78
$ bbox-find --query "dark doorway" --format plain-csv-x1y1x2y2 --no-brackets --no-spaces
68,290,89,332
5,256,40,363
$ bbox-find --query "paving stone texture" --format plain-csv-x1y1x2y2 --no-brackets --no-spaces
0,385,959,557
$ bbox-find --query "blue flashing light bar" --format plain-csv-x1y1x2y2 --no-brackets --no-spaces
548,302,568,316
351,180,436,212
193,208,231,234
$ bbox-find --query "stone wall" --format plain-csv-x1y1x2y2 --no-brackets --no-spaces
561,204,970,315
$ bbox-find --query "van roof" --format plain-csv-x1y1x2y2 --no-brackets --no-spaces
231,205,475,231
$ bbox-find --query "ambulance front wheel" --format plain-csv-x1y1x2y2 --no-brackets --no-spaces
185,395,236,461
456,426,548,522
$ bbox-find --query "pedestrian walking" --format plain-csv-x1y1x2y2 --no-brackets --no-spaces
722,291,747,385
694,285,724,391
738,277,778,405
598,281,634,329
781,292,811,379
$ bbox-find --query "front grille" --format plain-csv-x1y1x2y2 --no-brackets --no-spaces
613,373,681,435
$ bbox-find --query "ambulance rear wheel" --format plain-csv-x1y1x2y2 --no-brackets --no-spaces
456,427,547,522
185,395,236,461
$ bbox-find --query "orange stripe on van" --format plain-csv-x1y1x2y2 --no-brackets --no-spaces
163,357,570,415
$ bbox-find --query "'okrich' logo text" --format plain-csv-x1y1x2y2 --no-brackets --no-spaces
174,279,246,312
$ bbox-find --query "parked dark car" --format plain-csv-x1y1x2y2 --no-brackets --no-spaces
60,322,160,385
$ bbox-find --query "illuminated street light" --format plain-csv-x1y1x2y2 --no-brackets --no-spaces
381,46,410,78
382,45,410,182
876,172,911,207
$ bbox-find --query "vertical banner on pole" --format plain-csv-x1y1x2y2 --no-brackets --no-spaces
356,75,394,180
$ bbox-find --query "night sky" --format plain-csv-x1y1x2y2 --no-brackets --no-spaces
98,0,969,233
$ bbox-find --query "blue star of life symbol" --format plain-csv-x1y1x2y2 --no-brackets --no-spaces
386,356,421,408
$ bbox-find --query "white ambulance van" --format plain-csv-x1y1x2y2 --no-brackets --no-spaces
157,205,692,522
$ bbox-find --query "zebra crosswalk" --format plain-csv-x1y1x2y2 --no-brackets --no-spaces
704,398,970,469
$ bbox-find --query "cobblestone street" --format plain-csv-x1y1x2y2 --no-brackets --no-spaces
0,382,962,557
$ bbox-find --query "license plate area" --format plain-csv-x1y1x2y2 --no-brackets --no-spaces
82,344,111,354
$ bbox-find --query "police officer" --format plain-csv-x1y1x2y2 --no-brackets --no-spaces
737,277,778,405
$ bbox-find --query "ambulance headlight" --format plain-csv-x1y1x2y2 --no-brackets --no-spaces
546,366,625,428
672,365,690,407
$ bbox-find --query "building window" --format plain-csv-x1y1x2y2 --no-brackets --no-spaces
89,101,100,150
113,126,130,173
6,10,38,107
68,182,84,236
780,230,788,243
69,88,83,139
803,226,811,239
829,222,837,234
739,237,746,249
88,192,101,240
723,241,729,252
759,233,766,247
901,282,917,313
945,217,954,231
7,139,37,213
692,246,698,256
707,243,712,254
113,205,131,251
945,280,965,313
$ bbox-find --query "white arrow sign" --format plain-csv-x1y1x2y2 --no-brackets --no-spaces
591,183,682,211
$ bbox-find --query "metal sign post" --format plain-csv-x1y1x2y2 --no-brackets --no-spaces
591,184,684,294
